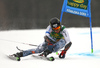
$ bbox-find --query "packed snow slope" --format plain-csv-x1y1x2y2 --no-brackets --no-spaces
0,27,100,68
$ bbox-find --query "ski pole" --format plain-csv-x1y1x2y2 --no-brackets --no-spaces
0,38,37,46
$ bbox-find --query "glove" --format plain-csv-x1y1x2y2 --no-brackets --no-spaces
47,43,55,52
59,50,66,58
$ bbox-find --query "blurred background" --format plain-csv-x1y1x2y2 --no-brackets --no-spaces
0,0,99,30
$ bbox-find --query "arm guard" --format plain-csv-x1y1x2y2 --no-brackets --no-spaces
64,42,72,51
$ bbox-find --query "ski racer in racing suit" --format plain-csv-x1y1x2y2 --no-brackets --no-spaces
12,17,72,61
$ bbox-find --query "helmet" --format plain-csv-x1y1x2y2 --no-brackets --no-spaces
49,17,61,30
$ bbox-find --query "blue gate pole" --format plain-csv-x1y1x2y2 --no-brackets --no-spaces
60,12,63,22
89,17,93,53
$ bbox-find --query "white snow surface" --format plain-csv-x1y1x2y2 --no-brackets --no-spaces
0,27,100,68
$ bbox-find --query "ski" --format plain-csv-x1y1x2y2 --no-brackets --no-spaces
32,55,55,61
7,54,55,61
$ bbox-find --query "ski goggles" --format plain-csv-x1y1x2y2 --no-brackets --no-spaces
53,26,61,30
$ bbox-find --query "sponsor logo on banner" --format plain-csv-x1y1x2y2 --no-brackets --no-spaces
67,0,88,10
73,0,84,3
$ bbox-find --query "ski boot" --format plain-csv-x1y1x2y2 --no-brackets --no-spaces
39,49,52,57
9,52,23,61
39,50,55,61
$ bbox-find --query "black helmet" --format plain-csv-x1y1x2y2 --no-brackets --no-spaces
49,17,61,29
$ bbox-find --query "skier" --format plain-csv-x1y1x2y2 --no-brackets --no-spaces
10,17,72,61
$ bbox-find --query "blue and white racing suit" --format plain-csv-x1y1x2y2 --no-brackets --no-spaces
23,25,71,57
